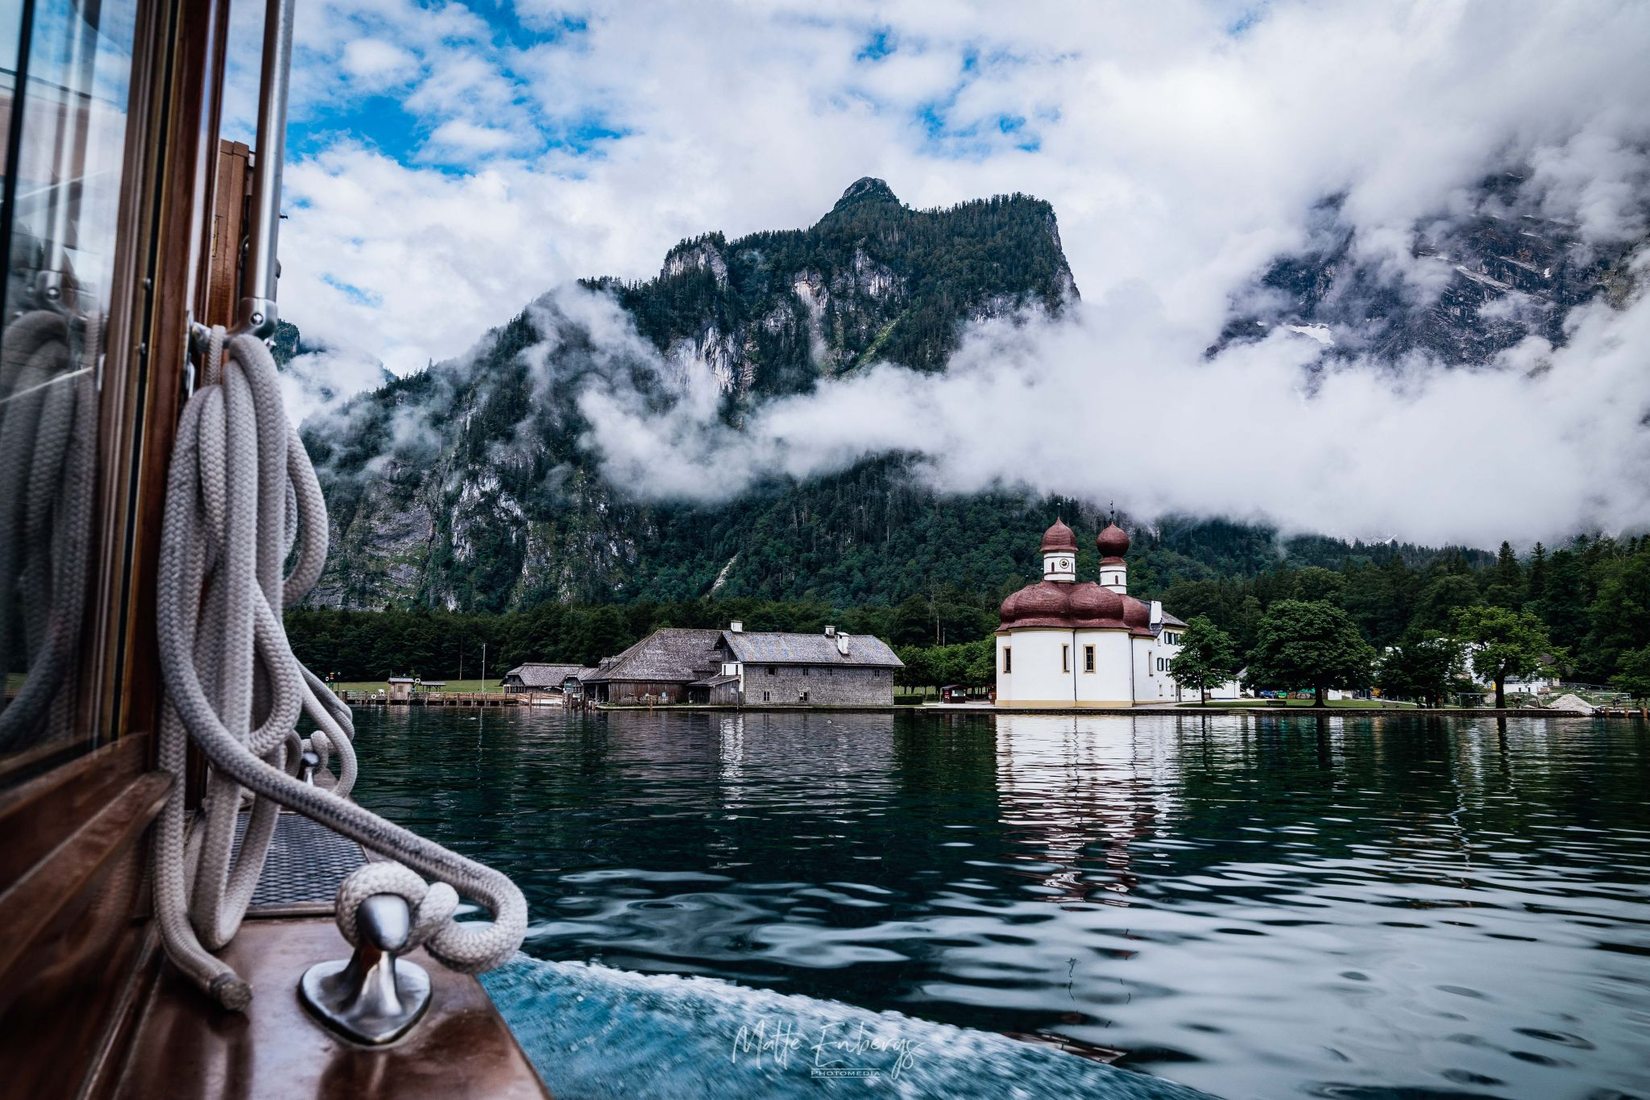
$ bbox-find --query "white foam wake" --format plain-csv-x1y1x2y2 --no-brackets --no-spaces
482,956,1214,1099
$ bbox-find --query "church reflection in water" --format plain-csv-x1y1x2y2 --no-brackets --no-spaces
993,715,1169,904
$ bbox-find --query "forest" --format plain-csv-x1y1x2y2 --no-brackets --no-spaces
284,530,1650,691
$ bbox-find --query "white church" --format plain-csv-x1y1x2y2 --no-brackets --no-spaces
995,519,1190,708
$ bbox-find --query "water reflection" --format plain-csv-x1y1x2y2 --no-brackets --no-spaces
351,709,1650,1099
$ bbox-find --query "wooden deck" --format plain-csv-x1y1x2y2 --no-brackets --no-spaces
339,691,562,708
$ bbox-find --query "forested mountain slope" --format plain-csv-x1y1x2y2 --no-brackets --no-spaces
297,176,1626,614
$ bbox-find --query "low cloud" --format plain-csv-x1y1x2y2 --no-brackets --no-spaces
573,245,1650,548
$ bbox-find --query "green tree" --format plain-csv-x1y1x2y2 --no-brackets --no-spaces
1483,541,1525,609
1453,605,1554,709
1169,617,1239,704
1585,552,1650,679
1246,600,1377,708
1290,566,1347,606
1375,632,1465,708
1612,645,1650,703
1411,573,1482,633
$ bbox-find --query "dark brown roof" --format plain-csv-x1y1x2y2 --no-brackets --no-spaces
501,663,588,687
722,631,902,669
583,628,724,683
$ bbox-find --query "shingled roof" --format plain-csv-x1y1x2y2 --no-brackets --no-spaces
583,628,724,683
501,662,588,688
722,631,902,669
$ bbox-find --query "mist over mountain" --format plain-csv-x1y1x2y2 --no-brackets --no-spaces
299,175,1643,613
1212,174,1642,365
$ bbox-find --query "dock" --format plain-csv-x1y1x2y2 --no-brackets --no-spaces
339,691,563,708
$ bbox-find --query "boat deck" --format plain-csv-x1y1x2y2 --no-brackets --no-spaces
108,811,549,1099
112,918,547,1100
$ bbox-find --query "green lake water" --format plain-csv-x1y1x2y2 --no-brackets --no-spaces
348,708,1650,1099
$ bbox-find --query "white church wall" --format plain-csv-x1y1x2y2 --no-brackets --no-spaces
997,629,1076,707
1073,630,1133,706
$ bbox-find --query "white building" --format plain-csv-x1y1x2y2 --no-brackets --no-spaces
995,520,1187,708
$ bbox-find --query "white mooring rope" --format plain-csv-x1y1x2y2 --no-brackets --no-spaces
153,329,526,1011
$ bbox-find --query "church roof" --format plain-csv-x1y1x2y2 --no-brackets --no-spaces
997,581,1155,636
1097,522,1131,560
1040,519,1078,554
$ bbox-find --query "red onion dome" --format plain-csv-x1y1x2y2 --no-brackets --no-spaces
1041,519,1078,554
1001,581,1139,630
1068,583,1123,622
1097,522,1130,560
1016,583,1070,619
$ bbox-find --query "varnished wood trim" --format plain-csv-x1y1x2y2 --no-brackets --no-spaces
0,734,150,889
204,140,252,328
94,0,231,756
0,772,172,979
82,926,166,1100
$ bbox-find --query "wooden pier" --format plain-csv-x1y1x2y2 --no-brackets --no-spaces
339,691,563,708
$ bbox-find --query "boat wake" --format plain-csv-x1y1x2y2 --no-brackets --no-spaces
482,956,1213,1099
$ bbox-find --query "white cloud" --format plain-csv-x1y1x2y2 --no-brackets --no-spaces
422,118,518,159
574,251,1650,547
339,37,419,88
231,0,1650,545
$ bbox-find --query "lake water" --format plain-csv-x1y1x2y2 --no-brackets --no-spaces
348,708,1650,1100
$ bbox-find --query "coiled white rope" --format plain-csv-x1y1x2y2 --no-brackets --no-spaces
153,329,526,1011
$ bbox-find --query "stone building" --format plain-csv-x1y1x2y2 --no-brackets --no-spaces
995,519,1187,708
718,626,902,706
582,624,903,707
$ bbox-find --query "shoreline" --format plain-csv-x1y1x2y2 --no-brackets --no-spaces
588,703,1607,718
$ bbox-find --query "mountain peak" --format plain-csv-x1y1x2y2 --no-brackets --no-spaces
832,177,900,212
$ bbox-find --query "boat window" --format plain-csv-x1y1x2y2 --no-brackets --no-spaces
1,0,140,783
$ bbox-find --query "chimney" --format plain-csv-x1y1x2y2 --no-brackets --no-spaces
1150,601,1163,627
824,625,836,637
836,633,850,657
729,620,743,633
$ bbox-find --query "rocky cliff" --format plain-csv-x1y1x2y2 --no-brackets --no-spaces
304,180,1080,610
1211,175,1641,364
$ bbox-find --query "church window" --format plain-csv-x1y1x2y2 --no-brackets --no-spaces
1062,645,1071,673
1084,646,1095,673
1003,648,1013,674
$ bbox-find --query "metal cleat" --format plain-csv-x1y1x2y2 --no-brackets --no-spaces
298,894,432,1044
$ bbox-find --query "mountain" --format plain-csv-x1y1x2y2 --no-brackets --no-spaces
1210,175,1641,364
301,176,1620,614
304,180,1086,611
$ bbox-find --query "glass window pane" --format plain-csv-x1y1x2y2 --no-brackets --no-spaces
1,0,139,783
